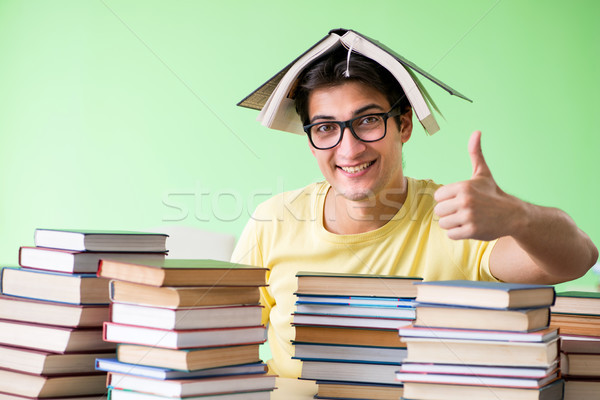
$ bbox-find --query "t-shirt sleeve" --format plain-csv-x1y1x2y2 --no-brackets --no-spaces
230,216,274,326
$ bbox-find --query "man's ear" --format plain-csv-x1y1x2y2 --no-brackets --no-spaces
400,107,413,144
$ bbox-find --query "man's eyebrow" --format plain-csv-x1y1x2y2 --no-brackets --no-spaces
309,103,386,124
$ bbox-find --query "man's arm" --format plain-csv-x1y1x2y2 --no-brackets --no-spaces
433,131,598,284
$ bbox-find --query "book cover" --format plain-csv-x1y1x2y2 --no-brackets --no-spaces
293,342,407,364
108,388,271,400
0,368,107,398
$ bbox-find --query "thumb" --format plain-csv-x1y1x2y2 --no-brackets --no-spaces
469,130,492,178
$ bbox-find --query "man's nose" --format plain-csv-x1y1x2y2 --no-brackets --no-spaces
336,126,367,157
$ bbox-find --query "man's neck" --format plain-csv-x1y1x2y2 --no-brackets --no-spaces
323,177,409,235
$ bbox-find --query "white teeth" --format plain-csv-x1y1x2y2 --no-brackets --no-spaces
341,161,373,173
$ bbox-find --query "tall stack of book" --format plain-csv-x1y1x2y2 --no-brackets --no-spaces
550,290,600,399
95,258,277,400
396,280,564,400
0,228,168,399
292,272,422,400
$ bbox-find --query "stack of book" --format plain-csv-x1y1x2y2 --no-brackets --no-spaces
550,290,600,399
95,258,277,400
0,228,168,399
396,280,564,400
292,272,422,400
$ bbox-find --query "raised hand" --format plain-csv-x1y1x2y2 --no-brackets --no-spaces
433,131,521,241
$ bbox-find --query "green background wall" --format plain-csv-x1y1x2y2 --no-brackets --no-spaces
0,1,598,290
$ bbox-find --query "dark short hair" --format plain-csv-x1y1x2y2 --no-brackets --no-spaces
293,47,410,127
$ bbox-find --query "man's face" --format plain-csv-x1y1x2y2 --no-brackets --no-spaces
307,81,412,202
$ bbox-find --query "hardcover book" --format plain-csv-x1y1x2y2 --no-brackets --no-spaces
0,345,113,375
0,368,107,398
109,281,260,308
296,272,421,298
19,246,165,274
0,319,115,353
551,291,600,316
402,336,559,367
414,280,556,309
98,258,267,287
116,343,261,371
1,267,109,305
110,302,263,330
34,229,168,252
107,388,271,400
238,28,471,136
402,379,564,400
414,304,550,332
106,371,276,397
95,358,267,380
103,322,266,349
0,295,108,327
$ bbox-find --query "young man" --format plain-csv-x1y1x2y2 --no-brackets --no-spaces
232,48,598,378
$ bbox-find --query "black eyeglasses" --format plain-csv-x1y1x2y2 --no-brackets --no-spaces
303,98,405,150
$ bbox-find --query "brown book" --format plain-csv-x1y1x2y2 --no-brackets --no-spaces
550,314,600,336
116,343,261,371
564,379,600,399
317,381,403,400
402,379,564,400
0,295,108,327
294,325,406,348
0,344,113,375
560,352,600,377
0,268,109,305
296,272,421,298
0,319,116,353
0,368,106,398
415,305,550,332
403,336,559,367
109,281,260,308
98,259,267,287
560,335,600,354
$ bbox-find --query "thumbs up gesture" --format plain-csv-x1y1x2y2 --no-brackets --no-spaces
434,131,520,241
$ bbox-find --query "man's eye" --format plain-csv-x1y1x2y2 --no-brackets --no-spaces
359,116,381,125
315,124,337,133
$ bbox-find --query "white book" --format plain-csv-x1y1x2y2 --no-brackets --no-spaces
238,28,471,136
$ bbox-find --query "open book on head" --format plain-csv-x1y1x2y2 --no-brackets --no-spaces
238,28,472,136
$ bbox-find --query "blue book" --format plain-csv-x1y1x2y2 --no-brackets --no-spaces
414,280,555,309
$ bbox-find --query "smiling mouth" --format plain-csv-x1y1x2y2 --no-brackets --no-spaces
339,161,375,174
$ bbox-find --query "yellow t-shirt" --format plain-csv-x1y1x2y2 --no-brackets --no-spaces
231,177,498,378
